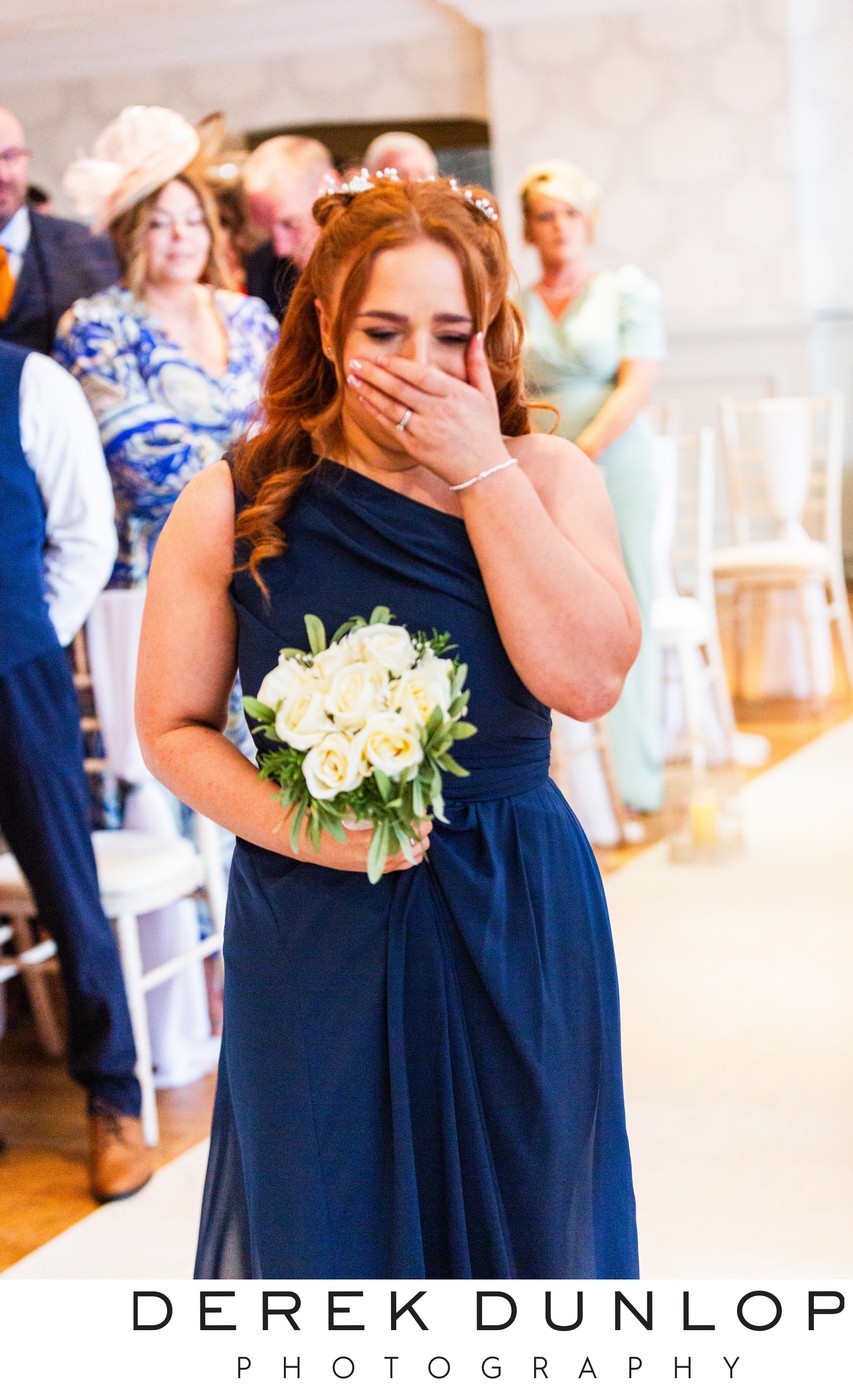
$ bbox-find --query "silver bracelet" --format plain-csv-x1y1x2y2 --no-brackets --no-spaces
449,456,519,492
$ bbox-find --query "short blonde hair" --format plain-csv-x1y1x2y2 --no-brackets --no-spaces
519,160,601,231
109,172,228,297
243,135,334,196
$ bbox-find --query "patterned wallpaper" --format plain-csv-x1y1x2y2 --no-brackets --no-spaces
487,0,811,332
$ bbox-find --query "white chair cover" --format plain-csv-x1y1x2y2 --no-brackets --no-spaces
654,437,768,766
85,589,219,1089
652,436,728,757
757,398,812,545
755,400,833,697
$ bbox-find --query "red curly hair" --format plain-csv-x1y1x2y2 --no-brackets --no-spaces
233,177,532,589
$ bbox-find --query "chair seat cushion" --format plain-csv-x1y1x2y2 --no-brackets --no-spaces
652,595,712,644
0,831,203,916
711,540,829,579
91,831,200,896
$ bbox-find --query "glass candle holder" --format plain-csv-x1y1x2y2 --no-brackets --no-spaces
664,761,745,865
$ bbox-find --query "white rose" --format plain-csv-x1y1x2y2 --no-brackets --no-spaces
324,661,389,730
357,712,424,780
417,653,454,680
302,732,365,801
394,666,452,727
352,623,417,676
257,658,312,712
274,687,334,750
312,640,358,682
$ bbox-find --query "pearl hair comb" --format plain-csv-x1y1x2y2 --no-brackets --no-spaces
327,168,500,223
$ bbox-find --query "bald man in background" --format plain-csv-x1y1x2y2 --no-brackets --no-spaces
0,106,118,354
363,130,438,182
242,134,338,322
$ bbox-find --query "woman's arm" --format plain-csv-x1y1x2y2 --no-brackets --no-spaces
574,358,659,462
574,266,664,461
347,338,641,719
456,432,641,718
135,461,426,871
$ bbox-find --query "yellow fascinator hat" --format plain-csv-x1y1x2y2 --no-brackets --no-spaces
518,160,601,224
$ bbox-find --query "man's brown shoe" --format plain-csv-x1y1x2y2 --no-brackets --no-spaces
88,1105,153,1203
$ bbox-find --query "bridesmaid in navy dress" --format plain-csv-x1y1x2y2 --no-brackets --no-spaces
136,176,642,1278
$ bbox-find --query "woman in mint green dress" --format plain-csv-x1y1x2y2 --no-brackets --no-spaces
518,161,665,812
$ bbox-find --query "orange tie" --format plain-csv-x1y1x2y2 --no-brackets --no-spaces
0,245,15,319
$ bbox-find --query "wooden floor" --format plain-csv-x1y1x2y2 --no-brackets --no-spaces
1,597,851,1274
0,1021,216,1271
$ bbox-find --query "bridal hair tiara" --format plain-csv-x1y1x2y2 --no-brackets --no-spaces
326,168,500,223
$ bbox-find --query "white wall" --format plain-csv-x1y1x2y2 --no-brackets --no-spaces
786,0,853,319
784,0,853,559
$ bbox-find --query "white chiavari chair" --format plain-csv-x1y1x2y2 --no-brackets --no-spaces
712,392,852,699
652,428,736,771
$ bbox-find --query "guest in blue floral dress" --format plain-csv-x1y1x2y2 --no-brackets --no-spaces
54,177,278,586
54,112,278,997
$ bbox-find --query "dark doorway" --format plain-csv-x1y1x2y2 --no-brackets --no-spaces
245,118,493,190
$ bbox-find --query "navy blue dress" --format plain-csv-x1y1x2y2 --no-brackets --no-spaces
194,459,638,1279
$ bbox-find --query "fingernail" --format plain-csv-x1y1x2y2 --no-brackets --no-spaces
346,373,360,388
348,358,362,370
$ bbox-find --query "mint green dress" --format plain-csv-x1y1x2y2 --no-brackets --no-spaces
519,265,666,811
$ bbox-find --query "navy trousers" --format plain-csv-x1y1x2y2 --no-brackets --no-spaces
0,647,141,1116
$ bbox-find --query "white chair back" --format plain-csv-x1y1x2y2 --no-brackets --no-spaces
647,398,682,437
718,392,844,550
653,428,716,610
671,429,716,610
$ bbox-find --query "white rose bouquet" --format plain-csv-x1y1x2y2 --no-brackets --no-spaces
243,607,476,883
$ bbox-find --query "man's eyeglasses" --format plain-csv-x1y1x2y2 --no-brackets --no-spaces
0,148,30,166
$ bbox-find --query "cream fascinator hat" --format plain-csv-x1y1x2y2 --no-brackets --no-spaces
518,160,601,221
63,106,203,232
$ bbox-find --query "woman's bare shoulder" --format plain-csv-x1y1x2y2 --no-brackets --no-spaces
510,431,596,496
173,458,235,519
154,459,235,575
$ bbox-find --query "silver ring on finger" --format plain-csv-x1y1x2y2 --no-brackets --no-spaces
396,407,413,431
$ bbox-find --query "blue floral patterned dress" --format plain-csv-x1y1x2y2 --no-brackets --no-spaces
54,285,278,852
54,284,279,587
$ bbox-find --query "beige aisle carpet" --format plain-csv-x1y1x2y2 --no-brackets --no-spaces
4,718,851,1279
611,716,853,1277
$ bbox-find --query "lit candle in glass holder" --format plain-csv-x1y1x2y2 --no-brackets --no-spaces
689,797,720,847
